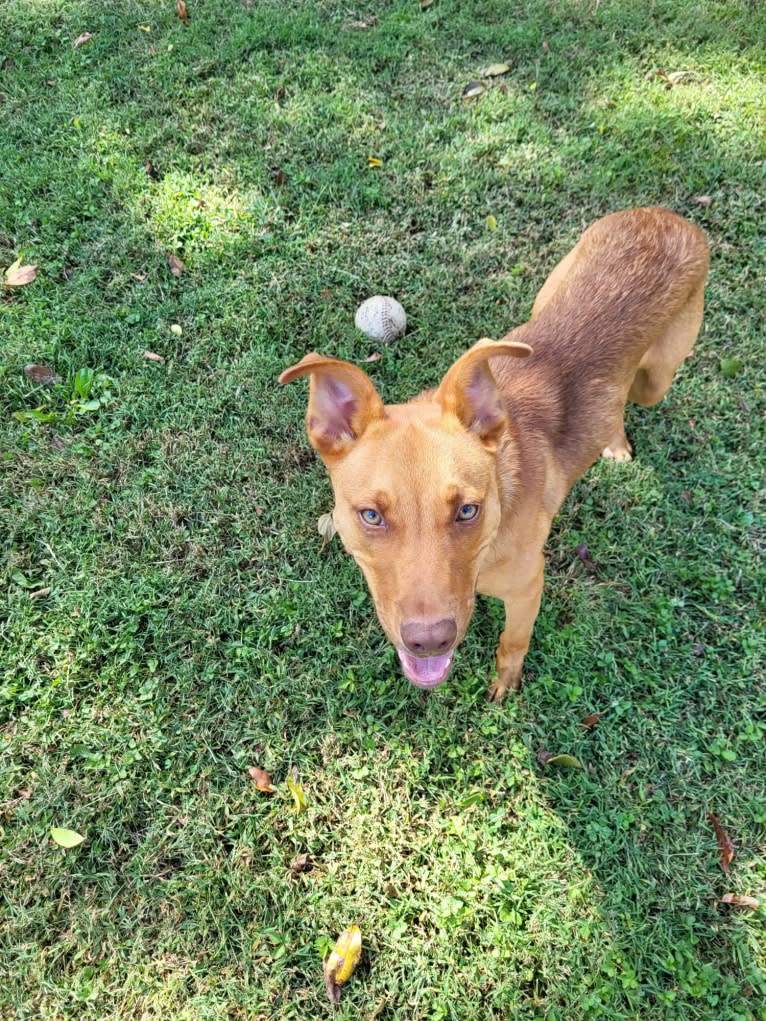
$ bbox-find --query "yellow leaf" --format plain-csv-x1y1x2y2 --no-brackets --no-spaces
485,214,497,231
51,827,85,848
287,771,307,813
324,927,362,1002
481,62,511,78
138,24,151,32
367,157,383,168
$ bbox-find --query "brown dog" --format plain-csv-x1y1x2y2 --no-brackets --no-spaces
280,207,709,699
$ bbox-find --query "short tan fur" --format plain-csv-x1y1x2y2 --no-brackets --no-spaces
280,207,710,699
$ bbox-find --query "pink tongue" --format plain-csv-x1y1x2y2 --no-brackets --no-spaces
397,649,454,689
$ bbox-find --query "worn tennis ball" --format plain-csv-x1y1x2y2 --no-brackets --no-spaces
354,295,407,344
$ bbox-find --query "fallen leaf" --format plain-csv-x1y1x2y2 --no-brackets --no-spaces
367,156,383,168
537,751,583,769
290,852,313,877
708,812,734,874
29,587,52,600
481,62,511,78
720,893,760,908
691,194,712,206
138,24,151,33
176,0,190,24
317,512,337,545
24,364,61,385
719,357,742,379
581,712,603,729
287,770,307,813
575,543,597,573
666,70,695,86
142,350,165,363
420,0,434,8
362,352,382,363
248,766,274,792
51,827,85,848
18,788,33,799
320,288,332,299
4,259,38,287
274,85,287,105
346,15,378,28
463,80,486,100
542,40,550,53
486,214,498,231
144,159,159,179
170,323,183,336
167,253,184,277
73,32,93,48
131,272,147,282
324,927,362,1003
272,168,287,186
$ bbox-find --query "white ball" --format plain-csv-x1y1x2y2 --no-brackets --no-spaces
354,295,407,344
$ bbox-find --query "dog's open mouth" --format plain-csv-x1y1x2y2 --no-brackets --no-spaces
397,649,454,689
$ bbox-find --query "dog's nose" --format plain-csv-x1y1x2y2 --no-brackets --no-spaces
400,618,457,657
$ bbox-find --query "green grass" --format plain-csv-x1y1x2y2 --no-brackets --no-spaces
1,1,764,1018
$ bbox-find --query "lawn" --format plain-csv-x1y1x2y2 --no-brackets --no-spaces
1,1,765,1018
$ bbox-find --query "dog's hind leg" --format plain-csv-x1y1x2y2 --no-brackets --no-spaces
628,282,705,408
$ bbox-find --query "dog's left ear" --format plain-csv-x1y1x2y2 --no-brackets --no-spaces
279,352,385,461
435,338,532,446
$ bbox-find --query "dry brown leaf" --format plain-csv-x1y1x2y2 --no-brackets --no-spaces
290,852,313,877
73,32,93,48
542,40,550,53
24,364,61,385
248,766,275,792
317,512,337,547
176,0,190,24
29,587,52,600
720,893,760,908
708,812,734,874
346,15,378,28
142,350,165,363
167,253,184,277
4,262,38,287
363,352,382,363
463,80,486,100
691,194,712,206
575,543,597,573
131,272,146,282
667,70,695,86
581,712,603,729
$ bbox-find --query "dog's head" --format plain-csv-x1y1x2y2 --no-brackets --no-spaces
279,338,531,688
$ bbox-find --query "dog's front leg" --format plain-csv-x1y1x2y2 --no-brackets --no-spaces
480,551,544,701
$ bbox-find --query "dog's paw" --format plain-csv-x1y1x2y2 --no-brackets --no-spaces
486,680,513,702
601,444,633,463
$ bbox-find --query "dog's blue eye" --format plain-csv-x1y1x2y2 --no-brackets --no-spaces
456,503,480,522
360,508,383,527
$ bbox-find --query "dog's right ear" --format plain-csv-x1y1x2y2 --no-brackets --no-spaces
279,353,385,460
